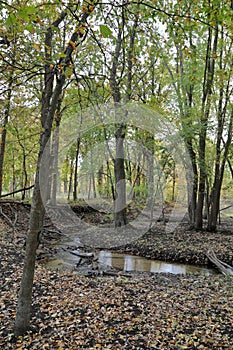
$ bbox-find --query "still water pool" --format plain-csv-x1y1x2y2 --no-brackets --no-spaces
97,251,216,275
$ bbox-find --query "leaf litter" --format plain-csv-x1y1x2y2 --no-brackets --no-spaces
0,237,233,349
0,204,233,349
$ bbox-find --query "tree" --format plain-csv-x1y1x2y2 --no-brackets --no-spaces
150,0,233,230
14,2,97,336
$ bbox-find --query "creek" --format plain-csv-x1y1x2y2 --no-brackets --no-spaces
46,246,217,275
98,251,216,275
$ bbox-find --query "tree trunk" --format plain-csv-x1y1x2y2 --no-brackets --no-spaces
73,136,81,201
21,152,28,201
195,137,206,230
114,127,127,227
185,139,198,226
68,160,73,201
0,78,13,196
50,127,60,205
208,109,233,231
14,160,45,336
14,3,98,333
106,160,115,201
109,18,128,227
195,25,218,230
51,99,62,205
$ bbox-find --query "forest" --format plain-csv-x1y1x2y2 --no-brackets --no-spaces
0,0,233,348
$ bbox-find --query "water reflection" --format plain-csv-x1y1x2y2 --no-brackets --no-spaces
98,251,215,275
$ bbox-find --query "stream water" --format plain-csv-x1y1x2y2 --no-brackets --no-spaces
97,251,216,275
46,247,217,275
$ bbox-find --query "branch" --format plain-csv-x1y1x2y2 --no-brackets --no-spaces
206,250,233,276
0,1,18,10
0,185,34,198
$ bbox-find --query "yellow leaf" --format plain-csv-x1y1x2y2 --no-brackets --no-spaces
32,43,41,51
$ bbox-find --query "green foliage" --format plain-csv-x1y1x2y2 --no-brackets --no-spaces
99,24,113,38
0,0,232,212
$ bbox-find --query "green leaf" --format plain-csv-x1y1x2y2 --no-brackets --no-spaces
99,25,112,38
5,14,17,26
17,6,37,21
56,53,67,58
17,10,29,21
24,6,37,15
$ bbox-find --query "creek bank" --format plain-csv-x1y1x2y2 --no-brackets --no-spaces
113,221,233,268
0,201,233,272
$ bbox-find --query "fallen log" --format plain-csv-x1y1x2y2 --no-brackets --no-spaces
206,250,233,276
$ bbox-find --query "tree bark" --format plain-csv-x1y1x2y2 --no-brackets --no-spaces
0,76,13,196
114,127,127,227
73,135,81,201
50,98,63,205
14,73,66,336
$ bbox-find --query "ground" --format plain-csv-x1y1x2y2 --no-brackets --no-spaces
0,201,233,349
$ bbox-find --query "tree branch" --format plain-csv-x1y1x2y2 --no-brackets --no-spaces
0,185,34,198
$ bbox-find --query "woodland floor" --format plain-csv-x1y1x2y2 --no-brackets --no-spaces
0,201,233,349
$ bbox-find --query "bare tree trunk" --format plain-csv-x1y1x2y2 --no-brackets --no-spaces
186,139,198,226
21,152,28,201
0,77,13,196
50,98,62,205
68,160,74,201
106,160,115,201
114,128,127,227
73,135,81,201
14,157,45,336
50,127,60,205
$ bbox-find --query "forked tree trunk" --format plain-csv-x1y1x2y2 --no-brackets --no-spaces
195,25,218,230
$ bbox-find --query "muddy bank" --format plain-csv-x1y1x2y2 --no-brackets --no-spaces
115,222,233,267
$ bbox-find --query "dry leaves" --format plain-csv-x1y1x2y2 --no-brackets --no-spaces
0,240,233,349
